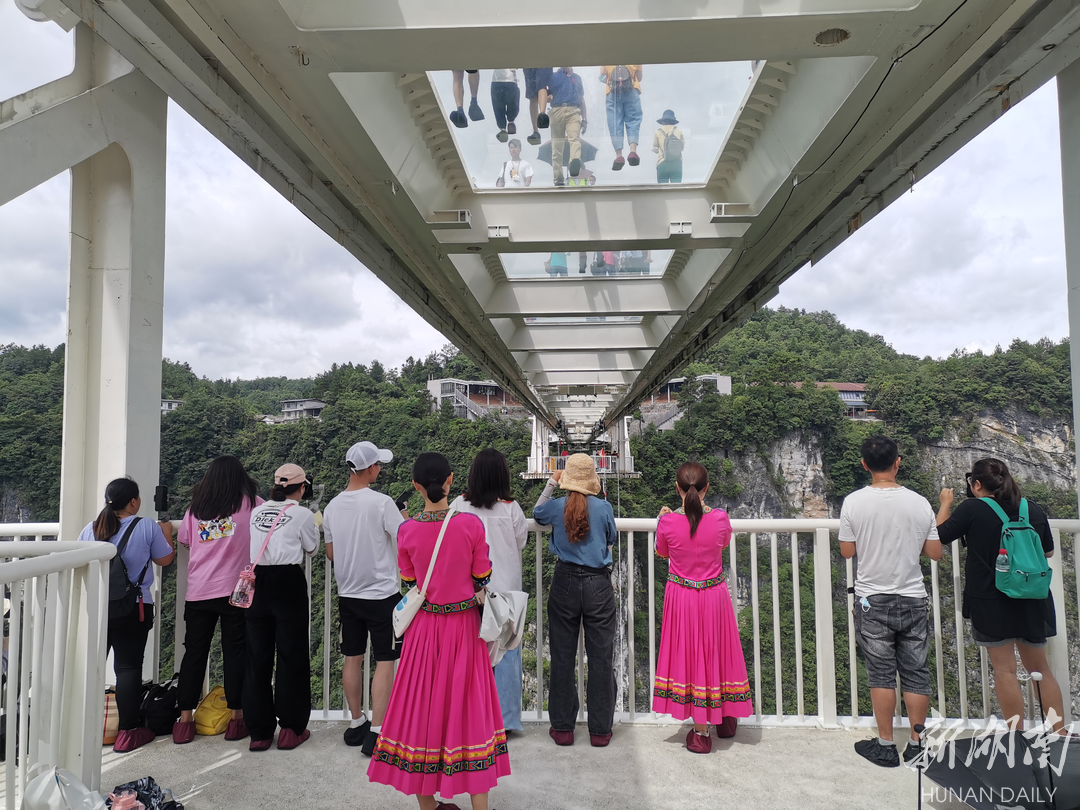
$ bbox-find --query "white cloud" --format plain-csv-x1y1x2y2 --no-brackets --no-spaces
773,81,1068,359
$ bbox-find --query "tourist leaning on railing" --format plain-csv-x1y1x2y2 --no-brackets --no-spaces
533,453,618,748
244,463,319,752
368,452,510,810
652,461,752,755
78,477,175,753
451,448,529,733
172,455,262,745
936,457,1064,733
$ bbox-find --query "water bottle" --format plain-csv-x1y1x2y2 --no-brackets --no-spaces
229,567,256,608
995,548,1009,573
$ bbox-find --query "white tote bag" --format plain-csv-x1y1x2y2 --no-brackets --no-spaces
393,505,456,639
479,588,529,666
22,768,106,810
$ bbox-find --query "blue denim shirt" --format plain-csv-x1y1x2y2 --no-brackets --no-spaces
549,71,584,108
534,495,616,568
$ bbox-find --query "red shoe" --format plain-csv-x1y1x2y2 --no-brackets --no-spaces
249,738,273,752
627,151,640,166
114,727,155,753
224,718,248,741
590,732,612,747
171,720,195,745
435,804,462,810
612,156,625,171
717,717,738,738
549,727,575,746
277,728,310,750
686,728,712,754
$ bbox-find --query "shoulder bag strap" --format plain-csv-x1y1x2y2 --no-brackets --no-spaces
980,496,1010,525
111,516,142,585
251,503,295,568
418,504,457,598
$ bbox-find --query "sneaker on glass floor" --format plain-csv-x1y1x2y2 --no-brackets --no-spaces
468,99,485,121
854,738,900,768
344,719,371,747
527,131,541,146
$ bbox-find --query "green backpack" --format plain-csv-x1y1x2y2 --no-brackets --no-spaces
981,498,1052,600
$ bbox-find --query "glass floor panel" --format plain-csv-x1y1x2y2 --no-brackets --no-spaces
502,249,673,278
430,62,754,190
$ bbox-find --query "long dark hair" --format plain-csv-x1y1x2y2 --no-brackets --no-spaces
677,461,710,537
970,458,1022,511
413,452,452,503
92,477,140,541
564,492,590,543
189,455,259,520
463,449,513,510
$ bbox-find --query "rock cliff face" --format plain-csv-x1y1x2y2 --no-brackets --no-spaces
0,490,35,524
717,409,1075,519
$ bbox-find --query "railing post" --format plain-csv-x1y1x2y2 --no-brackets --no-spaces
1046,530,1071,726
813,527,838,727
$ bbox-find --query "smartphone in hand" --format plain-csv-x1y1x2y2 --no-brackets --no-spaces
394,488,413,512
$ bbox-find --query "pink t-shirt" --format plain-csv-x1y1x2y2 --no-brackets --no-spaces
398,512,491,604
178,496,264,601
656,508,732,581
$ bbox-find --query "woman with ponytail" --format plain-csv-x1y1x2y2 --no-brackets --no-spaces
368,452,510,810
652,461,751,754
533,453,618,747
78,477,175,753
937,457,1063,730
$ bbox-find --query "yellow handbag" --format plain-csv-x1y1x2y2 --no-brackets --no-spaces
193,686,230,736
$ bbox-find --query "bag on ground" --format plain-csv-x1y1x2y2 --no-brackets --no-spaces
982,497,1052,599
193,686,229,736
103,689,119,745
109,777,183,810
140,676,179,736
22,767,106,810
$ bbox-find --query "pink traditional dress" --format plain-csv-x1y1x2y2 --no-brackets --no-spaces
652,507,753,723
367,510,511,799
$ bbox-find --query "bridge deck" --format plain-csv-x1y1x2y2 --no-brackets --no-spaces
96,722,964,809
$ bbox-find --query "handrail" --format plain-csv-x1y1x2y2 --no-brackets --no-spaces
0,543,115,583
2,517,1077,732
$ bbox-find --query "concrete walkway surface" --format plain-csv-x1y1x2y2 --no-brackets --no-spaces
97,722,968,810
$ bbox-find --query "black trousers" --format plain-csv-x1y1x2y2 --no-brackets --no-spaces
107,604,155,731
243,565,311,741
547,561,617,735
177,596,247,711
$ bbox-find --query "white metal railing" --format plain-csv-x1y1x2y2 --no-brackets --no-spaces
0,540,114,809
3,517,1077,738
526,454,629,475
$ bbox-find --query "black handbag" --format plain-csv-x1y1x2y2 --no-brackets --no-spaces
141,676,179,736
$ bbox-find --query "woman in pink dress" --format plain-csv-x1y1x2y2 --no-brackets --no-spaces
368,452,510,810
652,461,752,754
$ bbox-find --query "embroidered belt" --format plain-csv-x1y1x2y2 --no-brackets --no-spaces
421,598,477,614
667,572,726,590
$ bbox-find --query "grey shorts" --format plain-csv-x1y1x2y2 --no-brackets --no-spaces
853,594,932,695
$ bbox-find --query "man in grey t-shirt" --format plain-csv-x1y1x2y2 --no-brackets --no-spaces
839,436,942,768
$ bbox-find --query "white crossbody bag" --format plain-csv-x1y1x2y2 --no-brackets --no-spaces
392,505,456,639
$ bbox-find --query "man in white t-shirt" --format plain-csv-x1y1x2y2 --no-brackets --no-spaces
495,139,534,188
323,441,407,755
839,435,942,768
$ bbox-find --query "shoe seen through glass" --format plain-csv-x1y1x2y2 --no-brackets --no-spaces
854,738,900,768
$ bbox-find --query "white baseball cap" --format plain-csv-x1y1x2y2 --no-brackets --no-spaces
346,441,393,472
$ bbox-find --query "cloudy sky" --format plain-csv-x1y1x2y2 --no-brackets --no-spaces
0,5,1070,382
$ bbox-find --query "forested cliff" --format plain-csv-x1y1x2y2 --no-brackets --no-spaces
0,308,1075,715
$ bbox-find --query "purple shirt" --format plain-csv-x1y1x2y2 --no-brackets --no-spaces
79,515,173,603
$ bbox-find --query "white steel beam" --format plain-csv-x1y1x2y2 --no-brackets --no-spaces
517,351,654,372
530,371,635,387
482,279,691,317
